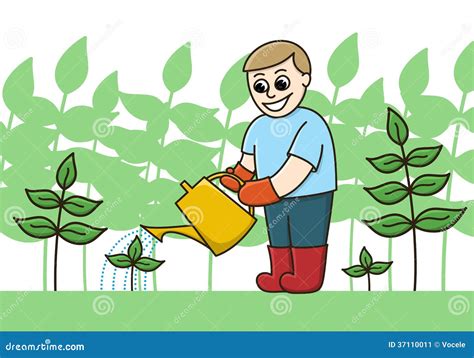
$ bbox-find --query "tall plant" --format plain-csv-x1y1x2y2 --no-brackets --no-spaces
14,153,107,291
363,108,467,291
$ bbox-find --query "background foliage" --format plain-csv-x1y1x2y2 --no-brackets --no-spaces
1,35,472,291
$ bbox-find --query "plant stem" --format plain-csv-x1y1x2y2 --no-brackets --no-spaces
400,144,418,291
138,226,143,292
441,92,466,291
151,91,174,291
53,189,66,291
130,266,134,292
328,87,339,125
82,139,98,292
348,126,367,291
208,109,234,292
48,94,68,291
53,94,67,151
50,95,68,292
367,273,371,291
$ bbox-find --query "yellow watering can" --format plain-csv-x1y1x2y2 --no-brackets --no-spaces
141,172,256,256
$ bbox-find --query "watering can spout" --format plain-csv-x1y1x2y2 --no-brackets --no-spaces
140,224,206,245
140,172,256,256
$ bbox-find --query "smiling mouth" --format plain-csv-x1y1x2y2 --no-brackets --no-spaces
263,94,292,112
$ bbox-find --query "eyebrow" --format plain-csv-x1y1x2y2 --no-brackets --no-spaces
275,69,287,74
253,73,265,78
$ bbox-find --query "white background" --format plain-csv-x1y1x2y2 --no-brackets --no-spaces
0,0,473,291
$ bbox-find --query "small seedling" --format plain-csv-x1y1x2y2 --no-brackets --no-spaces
106,235,164,291
15,153,107,291
342,246,392,291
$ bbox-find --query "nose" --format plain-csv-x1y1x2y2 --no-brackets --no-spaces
266,87,277,99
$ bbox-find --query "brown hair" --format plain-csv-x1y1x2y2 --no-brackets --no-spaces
243,40,311,74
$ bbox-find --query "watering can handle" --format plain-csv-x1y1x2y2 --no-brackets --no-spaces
207,172,255,217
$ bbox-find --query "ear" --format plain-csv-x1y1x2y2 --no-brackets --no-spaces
302,73,311,87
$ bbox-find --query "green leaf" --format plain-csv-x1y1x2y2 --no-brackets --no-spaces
1,123,55,167
99,126,157,164
227,122,249,148
25,189,60,209
399,49,429,103
59,222,106,245
363,214,412,238
406,145,442,167
301,90,332,117
454,150,474,183
56,153,77,190
16,96,61,126
366,153,404,174
342,265,366,278
163,43,192,93
135,257,164,272
55,37,88,94
170,103,224,142
408,96,459,138
3,58,34,114
106,254,132,268
454,41,473,93
327,33,359,88
120,93,168,130
405,140,450,178
57,105,118,142
1,188,53,242
63,195,102,217
364,182,408,205
461,107,474,132
335,79,387,129
415,207,467,233
93,71,118,112
128,236,142,261
16,216,57,239
329,123,364,181
411,174,450,196
386,107,408,145
158,140,218,184
369,262,392,275
358,131,405,186
220,55,249,110
359,246,373,268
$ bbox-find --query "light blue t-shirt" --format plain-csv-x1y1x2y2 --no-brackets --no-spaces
242,107,337,197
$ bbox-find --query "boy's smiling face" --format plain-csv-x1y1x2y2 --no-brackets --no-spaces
247,56,311,118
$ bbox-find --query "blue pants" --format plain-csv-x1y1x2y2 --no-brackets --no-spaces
264,191,334,247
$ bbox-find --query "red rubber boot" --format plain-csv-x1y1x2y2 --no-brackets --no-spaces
280,245,328,293
256,246,293,292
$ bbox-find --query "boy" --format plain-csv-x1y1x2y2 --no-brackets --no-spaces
221,40,337,293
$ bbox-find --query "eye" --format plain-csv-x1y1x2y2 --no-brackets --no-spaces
275,75,290,91
253,79,269,93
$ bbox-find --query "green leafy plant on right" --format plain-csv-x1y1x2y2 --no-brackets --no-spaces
342,247,392,291
363,108,467,291
106,235,164,291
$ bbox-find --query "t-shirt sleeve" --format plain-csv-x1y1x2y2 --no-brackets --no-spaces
288,120,325,171
241,121,258,154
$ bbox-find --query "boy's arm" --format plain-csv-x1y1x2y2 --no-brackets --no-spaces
270,155,312,197
240,153,255,173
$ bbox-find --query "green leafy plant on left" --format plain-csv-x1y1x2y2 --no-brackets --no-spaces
14,153,107,291
106,235,164,291
342,246,392,291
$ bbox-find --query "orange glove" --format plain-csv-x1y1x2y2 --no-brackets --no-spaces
238,177,280,206
220,163,254,192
